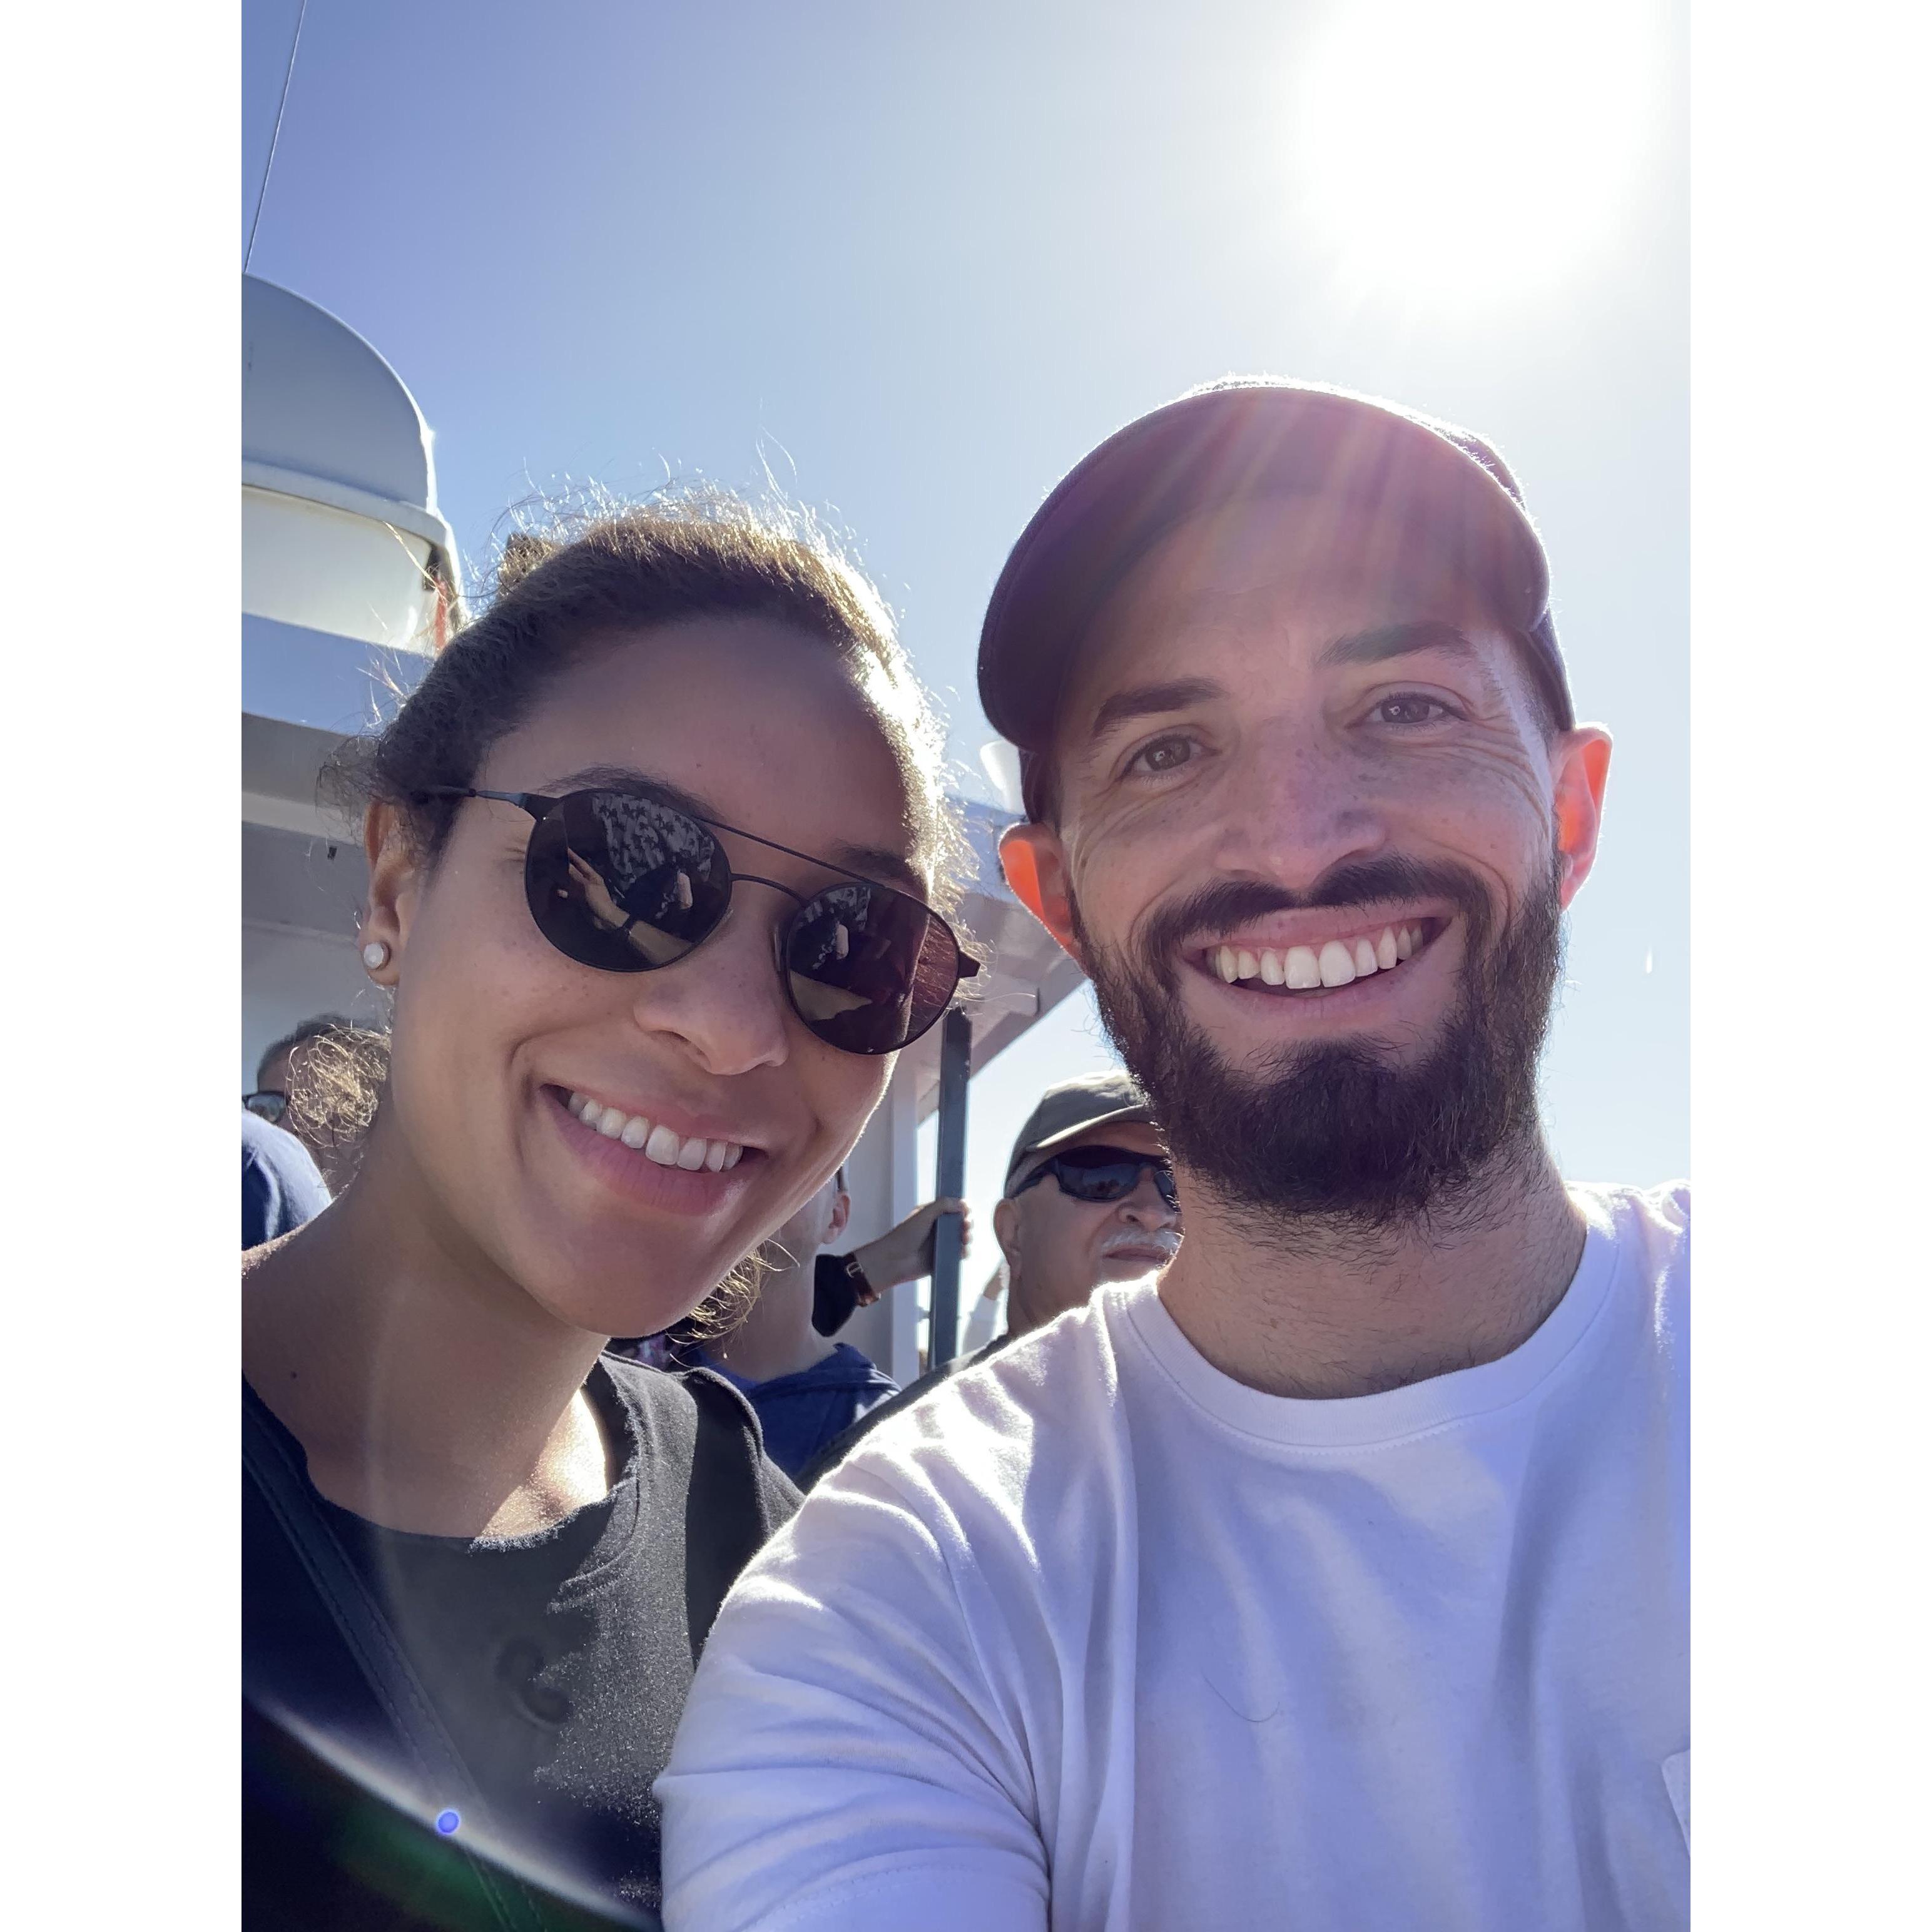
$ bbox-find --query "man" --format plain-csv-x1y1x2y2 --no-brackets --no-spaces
662,1171,974,1482
660,380,1688,1929
795,1071,1179,1487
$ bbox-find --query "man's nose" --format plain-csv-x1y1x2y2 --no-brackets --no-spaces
1209,717,1390,889
1116,1172,1179,1229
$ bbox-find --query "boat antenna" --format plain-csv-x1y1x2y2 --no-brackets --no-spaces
245,0,309,272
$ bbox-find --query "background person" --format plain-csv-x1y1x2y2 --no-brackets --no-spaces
242,1106,329,1249
660,381,1687,1931
796,1071,1176,1487
661,1168,972,1482
243,494,975,1928
807,1189,974,1340
249,1015,390,1194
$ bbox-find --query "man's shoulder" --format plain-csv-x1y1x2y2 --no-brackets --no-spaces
1572,1179,1691,1264
811,1291,1136,1505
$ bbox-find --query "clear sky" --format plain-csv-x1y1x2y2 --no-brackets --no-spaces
245,0,1688,1278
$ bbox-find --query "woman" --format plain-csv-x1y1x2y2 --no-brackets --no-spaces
242,497,974,1929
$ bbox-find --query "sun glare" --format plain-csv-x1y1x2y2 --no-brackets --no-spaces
1286,0,1665,310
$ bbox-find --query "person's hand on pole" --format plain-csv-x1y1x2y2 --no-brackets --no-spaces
848,1197,972,1301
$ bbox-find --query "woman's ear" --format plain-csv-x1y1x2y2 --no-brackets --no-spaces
1550,726,1612,909
359,802,423,986
825,1186,852,1247
999,822,1084,967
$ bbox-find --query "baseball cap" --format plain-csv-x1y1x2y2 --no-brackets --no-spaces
977,379,1573,820
1003,1071,1159,1194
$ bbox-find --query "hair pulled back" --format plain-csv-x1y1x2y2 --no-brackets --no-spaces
329,486,965,905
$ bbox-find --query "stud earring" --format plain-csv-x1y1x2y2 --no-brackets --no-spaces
362,940,390,971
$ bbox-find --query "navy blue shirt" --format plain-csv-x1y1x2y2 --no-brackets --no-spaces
688,1343,898,1482
242,1109,330,1249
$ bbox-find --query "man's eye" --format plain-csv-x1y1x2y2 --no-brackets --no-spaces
1373,694,1455,726
1126,735,1197,776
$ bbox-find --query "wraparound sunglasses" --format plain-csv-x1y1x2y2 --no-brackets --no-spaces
417,786,979,1055
1010,1144,1179,1212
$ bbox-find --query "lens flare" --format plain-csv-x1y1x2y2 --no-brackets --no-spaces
1286,0,1667,310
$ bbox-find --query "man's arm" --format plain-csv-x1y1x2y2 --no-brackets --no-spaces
658,1458,1047,1932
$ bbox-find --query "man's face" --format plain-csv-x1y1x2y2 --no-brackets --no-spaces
994,1119,1181,1333
1004,497,1610,1233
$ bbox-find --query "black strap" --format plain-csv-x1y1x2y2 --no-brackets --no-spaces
241,1399,550,1932
678,1368,786,1659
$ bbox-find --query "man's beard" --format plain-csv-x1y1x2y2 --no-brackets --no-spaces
1075,855,1564,1240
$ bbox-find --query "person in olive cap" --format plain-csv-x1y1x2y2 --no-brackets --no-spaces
663,382,1688,1932
795,1072,1178,1487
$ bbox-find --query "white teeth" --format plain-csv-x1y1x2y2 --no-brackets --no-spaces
1211,924,1424,994
569,1090,743,1171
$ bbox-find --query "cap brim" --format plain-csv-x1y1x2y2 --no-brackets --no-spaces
978,382,1554,755
1005,1104,1161,1188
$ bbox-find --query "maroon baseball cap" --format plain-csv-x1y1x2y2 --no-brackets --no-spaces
977,379,1572,820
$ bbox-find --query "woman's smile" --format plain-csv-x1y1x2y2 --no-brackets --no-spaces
544,1082,765,1214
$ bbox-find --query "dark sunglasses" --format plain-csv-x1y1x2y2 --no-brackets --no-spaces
244,1090,288,1124
1010,1144,1179,1213
417,786,979,1055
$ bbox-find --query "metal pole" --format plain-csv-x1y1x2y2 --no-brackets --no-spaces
927,1005,972,1369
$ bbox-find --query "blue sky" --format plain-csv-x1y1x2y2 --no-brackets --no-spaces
245,0,1687,1224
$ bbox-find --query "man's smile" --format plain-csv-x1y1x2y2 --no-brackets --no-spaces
1185,912,1450,997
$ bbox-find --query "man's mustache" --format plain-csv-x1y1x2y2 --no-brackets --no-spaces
1099,1227,1181,1261
1131,856,1497,986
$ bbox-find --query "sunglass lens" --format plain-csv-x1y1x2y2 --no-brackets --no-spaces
1062,1164,1137,1202
1052,1150,1176,1207
785,882,960,1054
245,1092,286,1124
526,792,731,972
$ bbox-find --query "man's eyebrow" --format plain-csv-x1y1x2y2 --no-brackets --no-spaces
1086,678,1228,742
541,765,925,897
1316,620,1482,670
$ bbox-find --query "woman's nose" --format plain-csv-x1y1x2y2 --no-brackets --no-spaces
626,909,792,1077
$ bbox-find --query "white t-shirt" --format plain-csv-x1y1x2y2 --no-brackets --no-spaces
660,1182,1689,1932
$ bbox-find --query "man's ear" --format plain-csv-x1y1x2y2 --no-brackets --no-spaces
999,822,1084,967
825,1187,852,1246
360,802,424,985
1550,726,1612,909
992,1196,1023,1269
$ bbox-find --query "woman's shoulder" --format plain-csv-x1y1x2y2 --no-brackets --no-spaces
597,1350,801,1530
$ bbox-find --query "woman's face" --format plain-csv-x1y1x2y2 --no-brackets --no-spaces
367,618,924,1340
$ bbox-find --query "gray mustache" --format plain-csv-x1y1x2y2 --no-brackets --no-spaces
1100,1229,1181,1261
